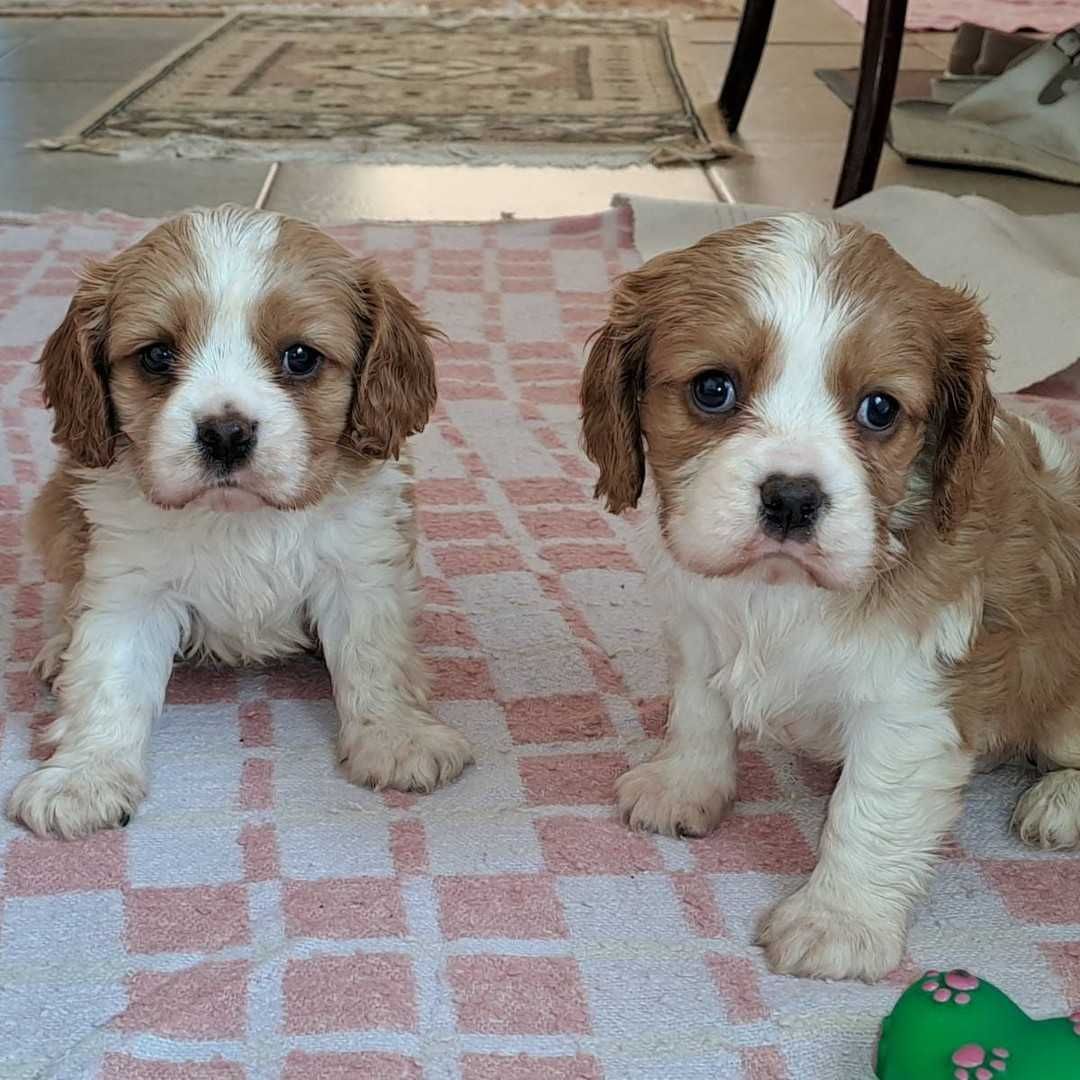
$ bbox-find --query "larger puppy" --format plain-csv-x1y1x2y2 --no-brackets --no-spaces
10,206,472,839
581,214,1080,981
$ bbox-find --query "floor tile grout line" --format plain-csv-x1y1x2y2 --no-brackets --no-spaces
253,162,279,210
700,162,731,204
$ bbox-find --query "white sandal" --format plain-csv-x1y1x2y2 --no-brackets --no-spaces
890,27,1080,184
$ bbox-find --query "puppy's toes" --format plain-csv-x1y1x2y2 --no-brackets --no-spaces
615,757,733,838
1013,769,1080,850
8,758,146,839
31,633,70,687
340,712,473,794
757,885,904,982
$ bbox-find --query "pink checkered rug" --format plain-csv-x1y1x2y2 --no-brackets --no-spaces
2,207,1080,1080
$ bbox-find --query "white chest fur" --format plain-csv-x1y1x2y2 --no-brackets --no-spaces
72,462,415,666
651,537,965,761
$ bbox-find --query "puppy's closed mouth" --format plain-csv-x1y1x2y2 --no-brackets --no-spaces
751,551,825,588
157,481,273,513
712,544,834,589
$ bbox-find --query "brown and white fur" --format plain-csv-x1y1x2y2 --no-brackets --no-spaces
581,214,1080,982
9,206,472,840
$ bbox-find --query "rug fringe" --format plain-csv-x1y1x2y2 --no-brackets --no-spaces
35,130,746,166
35,130,746,167
32,132,704,168
649,137,738,165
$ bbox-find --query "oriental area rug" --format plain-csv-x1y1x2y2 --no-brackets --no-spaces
38,13,731,165
1,0,742,15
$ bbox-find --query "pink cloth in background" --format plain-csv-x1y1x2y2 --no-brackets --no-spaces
2,208,1080,1079
833,0,1080,32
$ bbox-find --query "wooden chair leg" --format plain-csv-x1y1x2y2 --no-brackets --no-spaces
834,0,908,207
718,0,777,133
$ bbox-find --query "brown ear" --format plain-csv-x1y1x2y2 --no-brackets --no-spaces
928,286,996,532
580,278,649,514
40,261,116,468
348,266,439,459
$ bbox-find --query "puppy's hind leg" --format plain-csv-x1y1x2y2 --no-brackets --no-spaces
1013,719,1080,850
28,473,89,687
31,585,77,688
32,627,72,687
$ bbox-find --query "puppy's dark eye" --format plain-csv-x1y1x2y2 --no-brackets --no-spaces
856,392,901,432
140,344,174,376
282,343,322,379
691,370,737,415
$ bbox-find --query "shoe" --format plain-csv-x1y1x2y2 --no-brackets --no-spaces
890,27,1080,184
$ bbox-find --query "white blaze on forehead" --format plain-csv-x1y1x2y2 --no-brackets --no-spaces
740,215,864,446
190,207,281,306
184,208,282,408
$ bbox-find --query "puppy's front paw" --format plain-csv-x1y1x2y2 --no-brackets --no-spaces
757,885,904,982
615,757,733,838
8,758,145,839
340,711,473,794
1012,770,1080,850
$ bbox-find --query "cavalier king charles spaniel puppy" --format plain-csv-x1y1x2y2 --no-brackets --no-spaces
581,214,1080,981
9,206,472,839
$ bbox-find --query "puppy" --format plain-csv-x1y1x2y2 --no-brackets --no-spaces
9,206,472,839
581,214,1080,981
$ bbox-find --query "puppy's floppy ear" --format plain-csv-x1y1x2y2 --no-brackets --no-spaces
348,263,439,459
581,273,651,514
928,285,996,533
40,259,117,468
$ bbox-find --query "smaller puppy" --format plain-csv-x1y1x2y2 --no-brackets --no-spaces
10,206,472,839
581,215,1080,981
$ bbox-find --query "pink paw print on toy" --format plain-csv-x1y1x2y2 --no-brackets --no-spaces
921,969,981,1006
951,1044,1009,1078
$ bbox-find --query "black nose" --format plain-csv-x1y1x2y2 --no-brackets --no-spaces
759,474,824,541
196,416,256,470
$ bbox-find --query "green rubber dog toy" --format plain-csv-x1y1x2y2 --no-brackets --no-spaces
875,968,1080,1079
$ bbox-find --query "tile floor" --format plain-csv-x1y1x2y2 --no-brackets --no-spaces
0,0,1078,221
